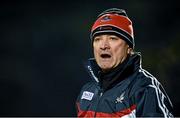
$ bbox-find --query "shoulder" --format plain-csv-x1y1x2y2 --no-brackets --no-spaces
81,81,97,90
130,69,173,117
129,68,160,97
78,81,97,96
129,68,172,104
138,69,161,89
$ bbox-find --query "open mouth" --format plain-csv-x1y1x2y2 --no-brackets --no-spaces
100,54,111,59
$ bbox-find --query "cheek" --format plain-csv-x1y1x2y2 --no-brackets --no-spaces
93,46,99,57
113,46,127,60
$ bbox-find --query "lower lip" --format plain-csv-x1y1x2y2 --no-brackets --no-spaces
101,57,111,60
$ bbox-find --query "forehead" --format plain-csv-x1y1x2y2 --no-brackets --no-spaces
93,32,124,39
93,33,125,42
93,33,128,46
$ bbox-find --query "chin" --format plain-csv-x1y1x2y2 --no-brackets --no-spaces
100,65,112,71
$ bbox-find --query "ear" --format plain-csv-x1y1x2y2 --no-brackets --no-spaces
127,47,133,54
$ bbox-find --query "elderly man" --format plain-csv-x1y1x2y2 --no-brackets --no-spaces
76,8,173,117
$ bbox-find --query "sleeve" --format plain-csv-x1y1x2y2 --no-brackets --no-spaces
75,82,92,115
133,85,174,117
75,91,82,114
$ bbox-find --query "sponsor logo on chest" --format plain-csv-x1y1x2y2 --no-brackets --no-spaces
81,91,94,101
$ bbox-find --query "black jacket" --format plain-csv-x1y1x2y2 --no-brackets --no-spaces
76,53,173,117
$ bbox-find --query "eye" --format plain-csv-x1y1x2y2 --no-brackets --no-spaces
94,37,101,42
109,36,118,41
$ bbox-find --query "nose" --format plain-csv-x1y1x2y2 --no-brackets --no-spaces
100,38,110,50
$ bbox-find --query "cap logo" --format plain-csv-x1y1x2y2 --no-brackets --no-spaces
100,15,111,22
99,26,112,30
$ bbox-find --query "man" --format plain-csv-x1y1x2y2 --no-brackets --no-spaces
76,8,173,117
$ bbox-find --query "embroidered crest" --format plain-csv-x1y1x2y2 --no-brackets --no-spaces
115,92,125,103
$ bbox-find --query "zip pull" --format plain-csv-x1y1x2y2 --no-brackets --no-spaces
99,89,104,97
100,92,103,97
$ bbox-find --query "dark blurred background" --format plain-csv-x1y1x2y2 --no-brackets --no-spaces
0,0,179,116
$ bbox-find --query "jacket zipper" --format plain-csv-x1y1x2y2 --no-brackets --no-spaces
94,88,104,117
